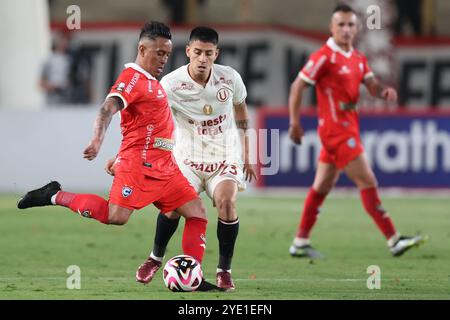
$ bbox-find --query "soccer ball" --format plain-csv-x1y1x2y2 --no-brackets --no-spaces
163,255,203,292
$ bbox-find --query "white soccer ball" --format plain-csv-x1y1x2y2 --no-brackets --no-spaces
163,255,203,292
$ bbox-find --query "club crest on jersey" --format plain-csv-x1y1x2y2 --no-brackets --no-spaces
347,137,356,148
122,186,133,198
203,104,213,115
216,88,230,102
77,209,91,218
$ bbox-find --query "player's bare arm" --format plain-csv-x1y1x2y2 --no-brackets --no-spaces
83,96,124,161
288,76,309,145
363,76,398,102
234,101,257,182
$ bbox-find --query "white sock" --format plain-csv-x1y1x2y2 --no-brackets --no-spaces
293,237,311,247
150,252,163,262
387,233,401,247
50,193,59,205
217,268,231,274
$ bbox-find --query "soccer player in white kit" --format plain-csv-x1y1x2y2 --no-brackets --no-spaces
134,27,257,290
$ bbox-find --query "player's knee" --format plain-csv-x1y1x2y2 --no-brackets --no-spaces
216,198,236,216
314,182,334,194
165,211,180,220
191,202,207,220
355,174,377,189
107,211,130,225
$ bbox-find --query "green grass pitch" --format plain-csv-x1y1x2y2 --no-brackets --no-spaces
0,193,449,300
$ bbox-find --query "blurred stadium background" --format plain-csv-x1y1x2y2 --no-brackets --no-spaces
0,0,449,300
1,0,450,192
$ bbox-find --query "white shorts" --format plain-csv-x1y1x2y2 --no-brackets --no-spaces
177,158,246,200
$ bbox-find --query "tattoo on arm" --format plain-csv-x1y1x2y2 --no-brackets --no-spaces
236,119,248,131
93,97,122,140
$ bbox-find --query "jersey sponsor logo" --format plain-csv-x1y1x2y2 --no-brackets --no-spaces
125,72,140,94
142,125,154,161
172,82,194,92
122,186,133,198
189,114,227,127
338,65,351,75
339,101,357,111
153,137,175,151
203,104,213,115
214,77,232,86
115,82,126,93
359,62,364,73
217,88,230,102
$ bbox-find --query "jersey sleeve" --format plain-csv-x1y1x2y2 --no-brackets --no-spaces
232,69,247,105
106,70,142,109
299,50,329,85
362,55,374,80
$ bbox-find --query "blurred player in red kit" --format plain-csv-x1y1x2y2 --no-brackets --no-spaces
17,21,220,291
288,5,426,259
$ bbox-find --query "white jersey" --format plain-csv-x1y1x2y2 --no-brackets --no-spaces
160,64,247,164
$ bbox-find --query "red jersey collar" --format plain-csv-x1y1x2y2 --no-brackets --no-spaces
124,63,156,80
326,37,353,59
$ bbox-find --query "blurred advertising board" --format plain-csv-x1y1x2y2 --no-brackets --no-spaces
256,108,450,188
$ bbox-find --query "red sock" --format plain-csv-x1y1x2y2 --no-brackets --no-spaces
182,217,208,263
55,191,110,224
360,187,396,239
296,188,327,238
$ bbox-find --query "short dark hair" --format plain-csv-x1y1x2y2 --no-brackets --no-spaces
189,26,219,45
139,21,172,41
332,4,356,14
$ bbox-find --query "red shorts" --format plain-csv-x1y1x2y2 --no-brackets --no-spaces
319,135,364,169
109,169,198,213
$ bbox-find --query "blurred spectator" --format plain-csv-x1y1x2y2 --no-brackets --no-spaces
394,0,423,36
68,46,93,104
40,32,72,105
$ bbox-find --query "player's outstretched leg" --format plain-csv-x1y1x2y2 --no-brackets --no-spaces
17,181,115,224
17,181,61,209
136,213,180,284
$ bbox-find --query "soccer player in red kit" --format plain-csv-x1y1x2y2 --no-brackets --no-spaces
17,22,219,290
288,5,426,259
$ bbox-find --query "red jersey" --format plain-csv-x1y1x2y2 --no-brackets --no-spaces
299,37,373,140
107,63,177,180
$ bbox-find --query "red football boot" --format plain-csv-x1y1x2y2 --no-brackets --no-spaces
216,271,235,291
136,257,162,284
